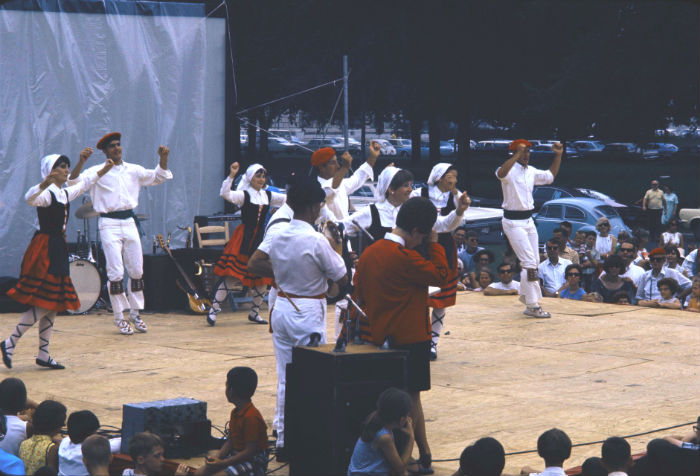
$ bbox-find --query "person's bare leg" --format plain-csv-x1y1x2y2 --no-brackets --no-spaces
409,391,431,463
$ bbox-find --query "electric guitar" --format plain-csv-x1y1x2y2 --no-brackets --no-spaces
157,234,212,314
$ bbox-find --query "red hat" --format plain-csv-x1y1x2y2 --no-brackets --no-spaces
97,132,121,150
648,248,666,257
509,139,533,151
310,147,336,167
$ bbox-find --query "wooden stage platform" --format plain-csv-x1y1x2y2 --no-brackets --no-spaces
1,292,697,475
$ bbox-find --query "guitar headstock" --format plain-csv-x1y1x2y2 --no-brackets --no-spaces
156,234,166,250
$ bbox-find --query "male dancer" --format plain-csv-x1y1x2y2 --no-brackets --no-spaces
496,139,562,317
69,132,173,334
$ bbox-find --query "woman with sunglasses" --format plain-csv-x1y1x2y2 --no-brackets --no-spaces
591,255,636,304
594,217,617,260
210,162,286,326
558,264,587,300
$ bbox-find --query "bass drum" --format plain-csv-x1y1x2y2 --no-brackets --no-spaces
68,258,102,314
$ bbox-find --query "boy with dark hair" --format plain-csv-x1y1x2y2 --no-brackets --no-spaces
81,435,111,476
601,437,632,475
521,428,572,475
194,367,268,476
58,410,101,476
453,437,505,476
0,378,34,456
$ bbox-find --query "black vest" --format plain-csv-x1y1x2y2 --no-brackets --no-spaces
240,190,272,256
420,187,457,268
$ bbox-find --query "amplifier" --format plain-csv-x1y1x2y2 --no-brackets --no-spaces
121,397,210,459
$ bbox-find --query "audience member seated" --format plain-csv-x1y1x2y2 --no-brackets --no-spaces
580,457,606,476
615,231,632,253
123,432,187,476
580,231,600,292
466,250,495,289
552,228,579,265
610,292,632,305
591,255,636,304
520,428,571,476
194,367,267,476
58,410,100,476
473,268,495,292
452,437,506,476
484,263,520,296
600,437,632,476
664,245,683,272
560,221,575,248
19,400,66,475
683,278,700,311
659,219,685,257
538,240,572,298
34,466,59,476
633,437,699,476
0,378,34,456
594,218,617,260
632,228,649,265
458,231,484,280
81,435,111,476
663,416,699,450
635,248,691,303
680,248,697,278
639,277,681,309
558,264,587,300
0,413,24,475
603,240,645,289
347,387,414,476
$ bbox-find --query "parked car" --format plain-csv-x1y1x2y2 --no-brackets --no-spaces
446,139,478,152
388,138,412,158
366,139,397,156
638,142,679,160
529,144,581,159
572,141,605,154
534,198,631,243
602,143,638,160
348,183,379,209
267,137,302,154
679,208,700,240
476,140,512,152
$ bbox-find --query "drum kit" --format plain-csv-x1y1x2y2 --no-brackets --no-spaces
68,197,147,314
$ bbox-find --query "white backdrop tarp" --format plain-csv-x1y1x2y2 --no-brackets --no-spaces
0,2,227,276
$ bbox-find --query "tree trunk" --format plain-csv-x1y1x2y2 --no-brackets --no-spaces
457,115,472,191
410,116,421,165
246,112,257,161
259,108,271,160
428,116,440,163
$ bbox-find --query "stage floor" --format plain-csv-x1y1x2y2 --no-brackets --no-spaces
1,292,697,475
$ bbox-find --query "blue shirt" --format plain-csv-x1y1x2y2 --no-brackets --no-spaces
560,287,586,300
0,448,25,476
347,428,392,475
635,267,692,301
458,246,483,275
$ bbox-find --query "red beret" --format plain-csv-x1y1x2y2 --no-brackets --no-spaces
648,248,666,257
310,147,336,167
97,132,121,150
509,139,533,151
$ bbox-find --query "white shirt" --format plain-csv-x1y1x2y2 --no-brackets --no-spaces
496,162,553,210
263,219,346,296
682,249,697,277
408,186,465,233
595,234,613,255
318,162,374,220
0,415,27,456
488,280,520,291
58,438,88,476
258,204,295,253
538,257,572,293
529,467,567,476
25,179,96,207
71,161,172,213
220,177,286,207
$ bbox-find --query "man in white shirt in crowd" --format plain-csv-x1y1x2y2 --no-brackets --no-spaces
69,132,173,335
484,263,520,296
496,139,563,318
598,240,645,289
247,176,347,461
681,248,697,278
636,247,691,303
538,239,572,298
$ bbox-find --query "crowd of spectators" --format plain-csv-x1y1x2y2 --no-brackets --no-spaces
454,218,698,312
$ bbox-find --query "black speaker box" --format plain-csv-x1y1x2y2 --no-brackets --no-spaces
285,344,408,476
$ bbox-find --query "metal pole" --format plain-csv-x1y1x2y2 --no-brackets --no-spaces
343,55,349,150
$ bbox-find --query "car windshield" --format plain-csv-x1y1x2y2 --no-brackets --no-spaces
594,205,620,219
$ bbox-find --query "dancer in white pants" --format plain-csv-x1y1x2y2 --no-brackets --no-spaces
248,176,347,461
496,139,563,318
69,132,173,335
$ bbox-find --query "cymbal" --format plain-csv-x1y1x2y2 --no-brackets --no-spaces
135,214,148,221
75,202,99,219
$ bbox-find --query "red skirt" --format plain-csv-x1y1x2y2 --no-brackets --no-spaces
213,224,272,288
428,246,458,309
7,234,79,312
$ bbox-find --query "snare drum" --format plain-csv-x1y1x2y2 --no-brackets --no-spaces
68,258,102,314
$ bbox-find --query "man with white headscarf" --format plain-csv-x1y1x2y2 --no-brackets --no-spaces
496,139,563,318
410,163,471,360
209,162,286,326
68,132,172,335
3,150,113,369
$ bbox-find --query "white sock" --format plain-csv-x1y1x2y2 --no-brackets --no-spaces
37,312,56,362
430,308,446,349
4,307,49,359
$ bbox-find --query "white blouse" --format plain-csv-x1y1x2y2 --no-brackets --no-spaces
220,177,286,207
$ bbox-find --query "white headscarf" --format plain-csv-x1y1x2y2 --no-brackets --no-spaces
427,163,454,186
40,154,62,179
375,166,400,200
236,163,266,191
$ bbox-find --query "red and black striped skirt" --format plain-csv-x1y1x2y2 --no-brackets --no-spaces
213,224,272,288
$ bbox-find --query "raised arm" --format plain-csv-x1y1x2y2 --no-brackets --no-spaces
64,159,115,201
220,162,246,205
434,192,471,232
68,147,93,180
549,142,563,177
331,151,353,189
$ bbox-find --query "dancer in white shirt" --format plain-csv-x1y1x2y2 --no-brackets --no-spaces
496,139,562,318
69,132,173,335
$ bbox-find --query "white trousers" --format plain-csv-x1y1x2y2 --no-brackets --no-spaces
502,217,542,307
333,299,348,339
99,217,144,314
271,297,327,448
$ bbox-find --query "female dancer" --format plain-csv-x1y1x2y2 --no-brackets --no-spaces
1,150,113,369
209,162,286,326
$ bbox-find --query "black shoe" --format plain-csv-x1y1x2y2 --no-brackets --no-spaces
275,446,289,463
1,341,11,369
35,358,65,370
248,313,268,325
429,348,437,361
